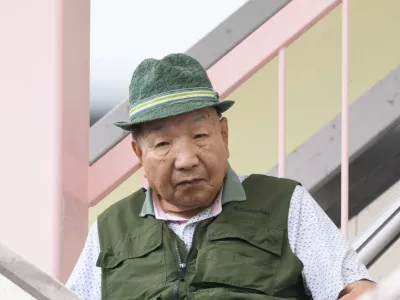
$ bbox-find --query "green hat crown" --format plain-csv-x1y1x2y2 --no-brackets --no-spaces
114,53,234,131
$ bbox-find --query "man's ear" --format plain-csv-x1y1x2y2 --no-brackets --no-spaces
131,140,143,165
220,117,229,157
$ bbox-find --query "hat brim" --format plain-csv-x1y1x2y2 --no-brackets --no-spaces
114,99,235,131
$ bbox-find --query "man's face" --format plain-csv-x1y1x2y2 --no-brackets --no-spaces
131,108,229,211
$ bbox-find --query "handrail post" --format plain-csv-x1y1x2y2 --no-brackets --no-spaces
341,0,350,239
278,47,286,178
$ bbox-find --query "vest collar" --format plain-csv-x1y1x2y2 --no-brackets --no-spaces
139,164,246,217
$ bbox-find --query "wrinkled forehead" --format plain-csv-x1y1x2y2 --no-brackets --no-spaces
141,108,218,136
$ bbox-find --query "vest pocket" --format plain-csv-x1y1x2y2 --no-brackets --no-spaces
190,288,298,300
97,224,166,299
190,228,284,296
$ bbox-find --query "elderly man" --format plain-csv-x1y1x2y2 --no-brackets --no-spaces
67,53,375,300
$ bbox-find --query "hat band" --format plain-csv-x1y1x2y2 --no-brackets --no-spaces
129,88,217,120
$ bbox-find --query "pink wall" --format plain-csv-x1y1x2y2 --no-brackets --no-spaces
0,0,90,281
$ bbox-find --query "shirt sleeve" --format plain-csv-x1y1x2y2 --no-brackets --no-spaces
288,185,373,300
65,220,102,300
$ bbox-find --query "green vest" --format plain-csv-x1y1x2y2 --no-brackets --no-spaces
96,174,311,300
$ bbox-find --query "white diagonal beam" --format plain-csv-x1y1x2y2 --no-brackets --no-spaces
0,242,81,300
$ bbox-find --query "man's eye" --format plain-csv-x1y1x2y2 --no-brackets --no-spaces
194,134,207,139
156,142,170,148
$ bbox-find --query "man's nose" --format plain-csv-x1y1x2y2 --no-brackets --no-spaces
173,141,200,170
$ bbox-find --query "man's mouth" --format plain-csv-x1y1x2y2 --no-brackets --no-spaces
176,179,204,187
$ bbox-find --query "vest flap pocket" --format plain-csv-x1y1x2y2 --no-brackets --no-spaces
96,224,162,269
191,245,275,295
208,226,284,256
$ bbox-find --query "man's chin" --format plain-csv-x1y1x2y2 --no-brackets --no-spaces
173,192,214,208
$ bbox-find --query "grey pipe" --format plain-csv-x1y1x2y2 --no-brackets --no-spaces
352,196,400,266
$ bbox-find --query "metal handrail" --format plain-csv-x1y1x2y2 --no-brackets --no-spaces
353,196,400,266
0,242,80,300
358,267,400,300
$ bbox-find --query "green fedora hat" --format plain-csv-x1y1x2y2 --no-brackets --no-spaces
114,53,234,131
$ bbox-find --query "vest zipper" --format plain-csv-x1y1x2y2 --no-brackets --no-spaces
172,223,201,300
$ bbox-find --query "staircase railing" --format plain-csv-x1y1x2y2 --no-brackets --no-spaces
358,267,400,300
353,196,400,267
0,242,80,300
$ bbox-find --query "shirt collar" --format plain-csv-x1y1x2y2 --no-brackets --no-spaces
139,164,247,217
